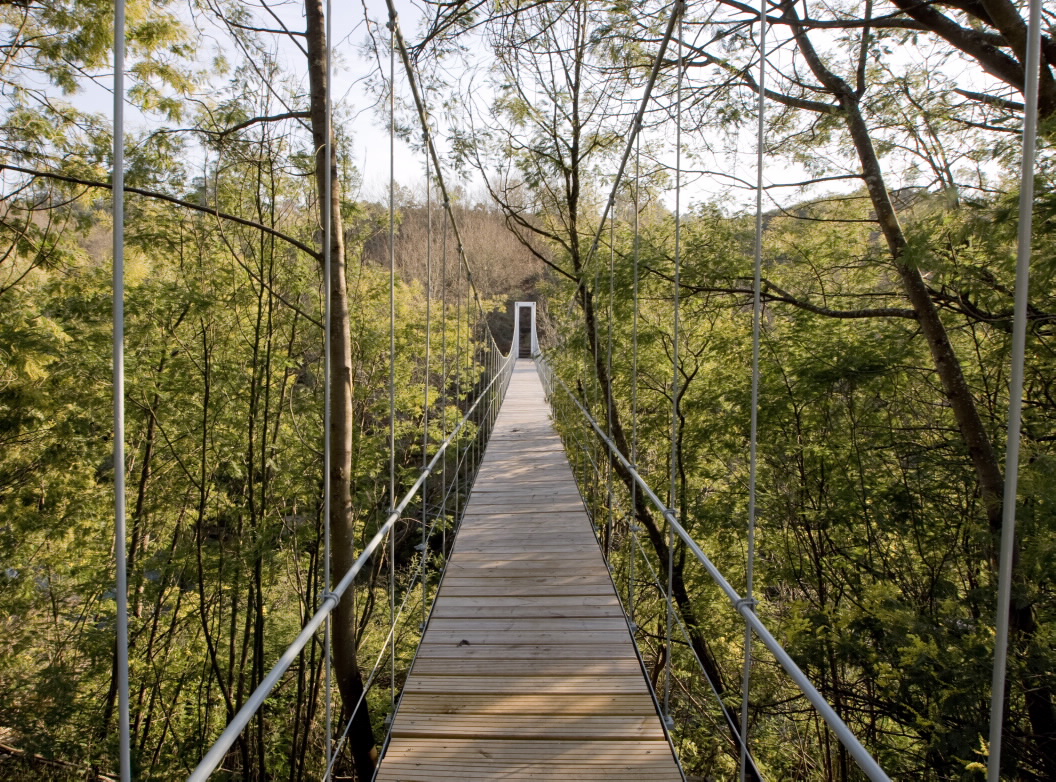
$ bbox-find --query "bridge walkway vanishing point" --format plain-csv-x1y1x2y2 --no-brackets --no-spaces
375,359,684,781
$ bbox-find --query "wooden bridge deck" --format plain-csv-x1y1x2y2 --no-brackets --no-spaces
375,360,683,782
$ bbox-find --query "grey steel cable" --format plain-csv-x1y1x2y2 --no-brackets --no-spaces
537,360,756,775
740,3,767,779
328,351,516,776
630,535,765,781
112,2,131,778
384,1,498,345
387,17,397,711
988,1,1043,779
592,269,601,523
582,0,686,273
606,209,615,561
629,134,641,627
542,362,891,782
664,10,684,728
186,353,512,782
422,148,432,634
441,206,449,558
322,0,334,774
453,241,463,557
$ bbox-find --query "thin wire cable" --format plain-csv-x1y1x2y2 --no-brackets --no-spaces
326,447,481,777
606,208,615,561
664,11,683,728
322,0,334,773
466,248,476,486
630,536,766,780
988,1,1042,778
112,3,130,778
629,133,641,629
323,345,514,773
422,143,433,634
592,269,601,523
453,242,463,550
187,360,512,781
543,363,890,781
581,0,686,273
384,3,498,345
740,3,767,779
441,206,449,557
387,18,397,711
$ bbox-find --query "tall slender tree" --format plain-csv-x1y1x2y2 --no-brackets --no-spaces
304,0,377,776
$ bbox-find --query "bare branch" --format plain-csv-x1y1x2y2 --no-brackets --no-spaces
1,163,320,260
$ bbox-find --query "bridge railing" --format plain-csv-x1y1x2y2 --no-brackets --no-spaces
188,340,515,781
537,355,891,782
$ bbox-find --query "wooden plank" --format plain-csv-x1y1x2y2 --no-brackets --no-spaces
395,692,659,716
442,557,608,568
409,658,643,677
437,586,616,598
401,675,650,695
377,764,678,781
447,551,607,562
430,605,626,620
380,739,679,775
413,643,635,660
452,537,603,548
424,615,627,629
382,739,675,758
432,596,619,608
436,575,614,587
392,714,663,740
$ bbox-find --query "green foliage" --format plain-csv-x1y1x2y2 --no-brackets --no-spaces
0,62,497,782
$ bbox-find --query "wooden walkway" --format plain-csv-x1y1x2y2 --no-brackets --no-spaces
375,360,683,781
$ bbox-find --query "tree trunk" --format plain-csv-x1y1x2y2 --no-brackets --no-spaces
304,0,377,777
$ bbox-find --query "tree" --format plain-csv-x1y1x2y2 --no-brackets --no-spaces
303,0,378,776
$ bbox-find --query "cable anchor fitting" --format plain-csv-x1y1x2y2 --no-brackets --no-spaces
735,596,758,612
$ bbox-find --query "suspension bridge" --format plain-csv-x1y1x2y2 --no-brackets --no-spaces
91,0,1047,779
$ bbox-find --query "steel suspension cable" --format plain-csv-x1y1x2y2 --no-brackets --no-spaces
325,352,517,779
740,3,767,779
384,0,498,347
606,207,615,561
387,18,397,712
629,133,641,630
453,238,463,548
322,0,334,772
466,246,476,486
629,533,764,779
664,10,684,729
593,269,601,521
422,145,433,634
581,0,685,273
542,364,890,781
112,2,131,778
441,206,449,557
187,365,509,781
988,1,1043,778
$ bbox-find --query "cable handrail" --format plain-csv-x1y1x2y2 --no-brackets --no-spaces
628,534,766,781
541,356,765,778
187,347,515,782
537,355,892,782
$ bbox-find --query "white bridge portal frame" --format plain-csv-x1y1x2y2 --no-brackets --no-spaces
511,301,539,358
